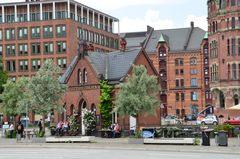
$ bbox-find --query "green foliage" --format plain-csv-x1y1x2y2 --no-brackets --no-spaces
0,77,29,117
114,65,160,128
134,130,142,138
194,137,200,145
99,80,113,129
28,59,66,115
6,130,16,138
214,124,235,132
36,131,45,138
68,115,78,136
83,110,96,132
0,58,8,95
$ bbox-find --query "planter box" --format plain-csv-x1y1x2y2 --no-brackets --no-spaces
31,137,46,143
144,138,195,145
46,136,94,143
128,138,144,144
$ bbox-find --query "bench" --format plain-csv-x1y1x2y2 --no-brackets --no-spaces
24,129,37,139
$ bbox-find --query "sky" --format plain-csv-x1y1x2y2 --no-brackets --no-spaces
6,0,208,33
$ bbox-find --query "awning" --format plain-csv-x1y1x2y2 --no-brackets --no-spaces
228,103,240,110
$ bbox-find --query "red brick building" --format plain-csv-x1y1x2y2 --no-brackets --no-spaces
59,41,160,134
208,0,240,118
0,0,119,80
122,23,210,118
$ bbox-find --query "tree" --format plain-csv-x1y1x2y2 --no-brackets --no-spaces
0,58,8,94
0,77,29,123
114,65,160,130
99,80,113,129
27,59,66,132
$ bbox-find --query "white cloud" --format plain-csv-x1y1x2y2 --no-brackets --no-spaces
119,9,174,32
184,15,207,31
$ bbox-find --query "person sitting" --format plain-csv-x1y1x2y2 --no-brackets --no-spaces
56,121,63,136
62,121,69,135
112,123,121,138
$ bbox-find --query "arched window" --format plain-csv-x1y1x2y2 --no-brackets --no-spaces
228,64,231,80
190,57,197,65
204,44,208,55
232,63,237,80
83,68,87,83
220,91,225,108
234,94,239,105
191,91,198,101
159,46,166,58
70,104,74,116
175,58,184,66
91,104,96,116
78,69,82,84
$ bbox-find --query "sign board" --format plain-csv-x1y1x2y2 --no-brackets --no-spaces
2,124,9,129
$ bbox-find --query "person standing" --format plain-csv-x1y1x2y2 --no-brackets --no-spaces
9,123,14,138
38,119,43,132
16,121,24,141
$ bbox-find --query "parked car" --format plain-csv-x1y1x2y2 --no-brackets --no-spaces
184,114,197,121
197,115,218,125
224,116,240,125
164,115,181,125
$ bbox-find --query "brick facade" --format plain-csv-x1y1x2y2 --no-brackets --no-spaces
208,0,240,119
62,47,160,133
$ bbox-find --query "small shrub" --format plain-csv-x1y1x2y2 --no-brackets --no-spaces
194,137,200,145
134,131,142,138
36,131,45,138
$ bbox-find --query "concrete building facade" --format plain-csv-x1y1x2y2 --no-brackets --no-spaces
0,0,119,80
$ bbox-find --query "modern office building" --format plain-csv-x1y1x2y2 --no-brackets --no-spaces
207,0,240,118
0,0,119,80
121,23,209,118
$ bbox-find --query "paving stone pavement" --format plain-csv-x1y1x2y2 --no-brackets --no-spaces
0,136,239,155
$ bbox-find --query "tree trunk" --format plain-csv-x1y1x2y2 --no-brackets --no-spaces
136,114,139,132
42,114,45,133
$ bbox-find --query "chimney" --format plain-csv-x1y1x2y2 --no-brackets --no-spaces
191,21,194,28
120,38,127,52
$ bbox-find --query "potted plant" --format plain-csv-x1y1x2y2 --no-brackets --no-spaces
83,110,96,136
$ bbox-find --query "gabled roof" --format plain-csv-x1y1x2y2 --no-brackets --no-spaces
60,47,144,83
88,47,142,81
120,32,146,48
145,27,206,53
122,26,206,54
59,55,78,84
